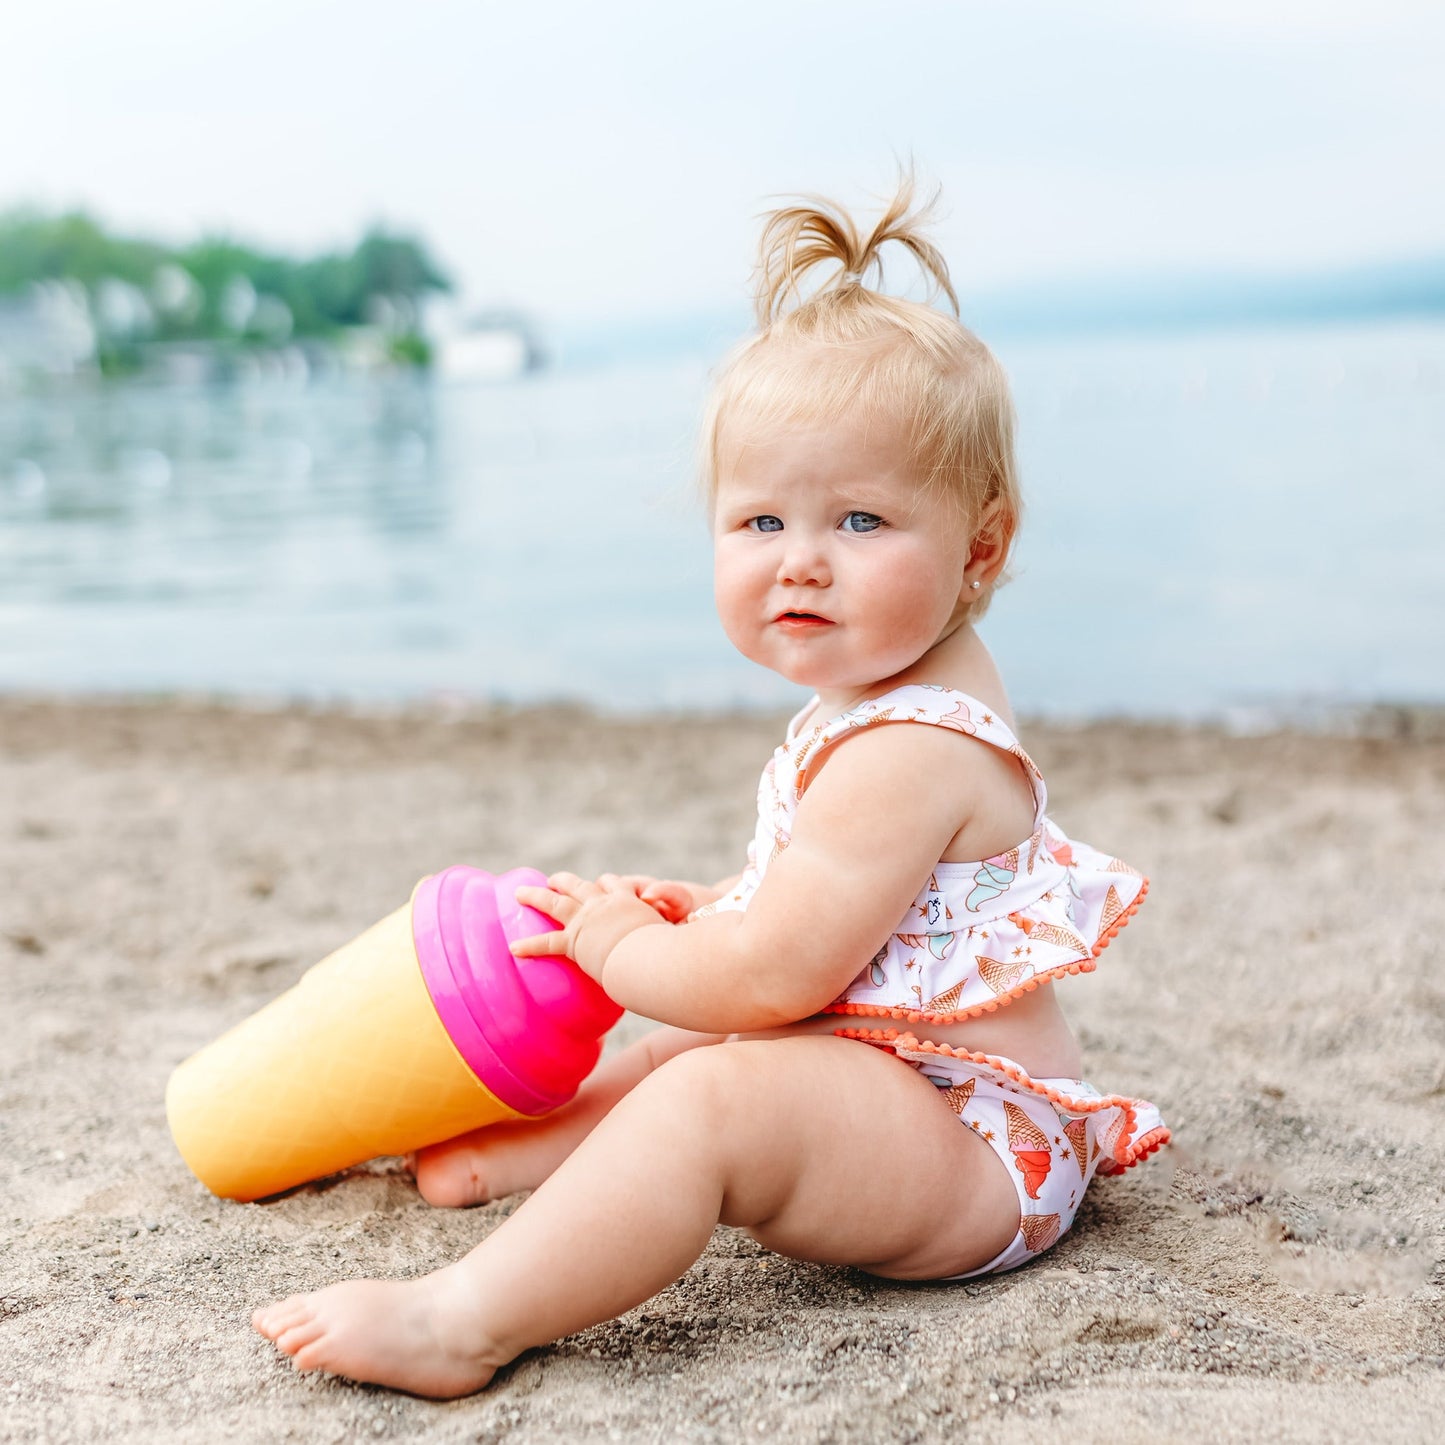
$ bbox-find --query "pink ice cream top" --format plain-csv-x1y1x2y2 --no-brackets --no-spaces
411,865,622,1116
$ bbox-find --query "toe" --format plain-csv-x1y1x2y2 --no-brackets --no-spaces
275,1313,327,1363
253,1294,313,1342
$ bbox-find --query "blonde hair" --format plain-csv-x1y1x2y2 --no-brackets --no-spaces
699,174,1020,617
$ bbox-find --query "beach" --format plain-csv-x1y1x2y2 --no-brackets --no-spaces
2,695,1443,1443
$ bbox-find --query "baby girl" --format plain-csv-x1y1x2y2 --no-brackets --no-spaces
254,177,1168,1397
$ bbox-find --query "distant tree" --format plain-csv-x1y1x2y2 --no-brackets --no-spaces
0,209,167,292
0,209,453,354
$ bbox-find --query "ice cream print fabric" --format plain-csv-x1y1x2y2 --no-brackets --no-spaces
704,684,1149,1026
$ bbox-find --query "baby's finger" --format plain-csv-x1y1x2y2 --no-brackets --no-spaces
509,929,570,958
515,885,573,921
546,870,591,898
638,883,687,922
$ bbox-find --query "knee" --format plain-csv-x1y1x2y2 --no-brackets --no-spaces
629,1041,759,1139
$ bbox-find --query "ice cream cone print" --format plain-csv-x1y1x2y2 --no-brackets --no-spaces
866,944,888,988
1106,856,1141,876
941,1077,976,1114
927,980,965,1013
1020,1214,1061,1253
926,932,958,961
1003,1101,1050,1152
1063,1118,1089,1178
1095,1108,1131,1171
977,953,1034,995
1026,829,1043,875
966,860,1016,912
1096,884,1125,939
934,697,976,735
1003,1102,1053,1200
1024,922,1092,955
848,706,895,733
790,732,824,796
1048,834,1075,867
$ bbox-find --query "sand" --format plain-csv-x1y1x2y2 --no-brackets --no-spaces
2,696,1443,1443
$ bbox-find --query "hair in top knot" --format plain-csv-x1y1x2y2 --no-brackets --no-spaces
700,170,1022,618
752,173,959,325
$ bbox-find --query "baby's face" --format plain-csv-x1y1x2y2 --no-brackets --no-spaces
711,408,972,698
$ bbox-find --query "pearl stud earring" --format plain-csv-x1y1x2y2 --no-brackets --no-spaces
969,580,981,591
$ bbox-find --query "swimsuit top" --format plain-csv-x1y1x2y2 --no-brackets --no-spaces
700,683,1148,1028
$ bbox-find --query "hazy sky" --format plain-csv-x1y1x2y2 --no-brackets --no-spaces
6,0,1443,324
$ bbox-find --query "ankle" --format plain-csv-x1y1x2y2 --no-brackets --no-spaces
431,1263,513,1373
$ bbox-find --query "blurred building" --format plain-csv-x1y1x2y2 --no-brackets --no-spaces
0,282,96,381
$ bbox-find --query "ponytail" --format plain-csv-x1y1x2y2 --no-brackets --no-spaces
752,172,959,325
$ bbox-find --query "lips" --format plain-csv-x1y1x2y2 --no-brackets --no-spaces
773,610,834,628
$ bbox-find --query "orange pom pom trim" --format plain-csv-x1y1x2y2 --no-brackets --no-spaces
829,1025,1170,1170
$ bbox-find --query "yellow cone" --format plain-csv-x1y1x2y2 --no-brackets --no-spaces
166,900,521,1202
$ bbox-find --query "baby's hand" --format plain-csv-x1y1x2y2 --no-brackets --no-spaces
511,872,667,982
597,874,696,924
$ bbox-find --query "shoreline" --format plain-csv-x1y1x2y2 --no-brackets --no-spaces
3,685,1443,739
3,695,1442,1441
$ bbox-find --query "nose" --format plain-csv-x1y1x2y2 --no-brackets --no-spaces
777,534,831,587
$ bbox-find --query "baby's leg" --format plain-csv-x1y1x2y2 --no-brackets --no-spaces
411,1025,728,1207
254,1035,1019,1398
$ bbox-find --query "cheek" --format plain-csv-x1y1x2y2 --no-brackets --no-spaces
858,549,958,630
712,545,763,643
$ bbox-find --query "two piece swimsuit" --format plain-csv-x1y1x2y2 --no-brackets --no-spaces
701,683,1170,1277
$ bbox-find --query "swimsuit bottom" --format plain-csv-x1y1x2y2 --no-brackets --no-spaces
834,1029,1170,1278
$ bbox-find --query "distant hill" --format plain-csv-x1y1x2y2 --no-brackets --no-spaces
962,255,1445,337
554,254,1445,366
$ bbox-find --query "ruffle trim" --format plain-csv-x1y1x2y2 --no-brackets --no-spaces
822,957,1097,1025
823,875,1150,1027
830,1026,1170,1171
1094,1122,1171,1176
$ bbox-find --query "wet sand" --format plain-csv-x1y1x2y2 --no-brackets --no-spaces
2,696,1442,1442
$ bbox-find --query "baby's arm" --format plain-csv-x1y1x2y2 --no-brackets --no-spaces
515,724,981,1033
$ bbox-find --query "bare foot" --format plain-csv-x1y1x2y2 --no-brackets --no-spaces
252,1267,504,1398
412,1106,601,1208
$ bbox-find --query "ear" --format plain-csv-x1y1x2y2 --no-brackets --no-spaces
962,497,1015,589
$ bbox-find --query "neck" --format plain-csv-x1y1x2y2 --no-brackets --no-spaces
813,620,981,715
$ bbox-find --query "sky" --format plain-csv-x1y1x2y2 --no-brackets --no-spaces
5,0,1444,326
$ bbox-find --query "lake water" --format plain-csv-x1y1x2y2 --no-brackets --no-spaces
1,318,1442,720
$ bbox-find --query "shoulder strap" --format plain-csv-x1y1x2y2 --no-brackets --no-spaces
788,684,1048,823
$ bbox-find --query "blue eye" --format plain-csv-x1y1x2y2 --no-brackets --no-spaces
841,511,883,534
747,515,784,534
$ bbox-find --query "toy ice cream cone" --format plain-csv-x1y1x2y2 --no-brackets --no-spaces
165,866,621,1202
